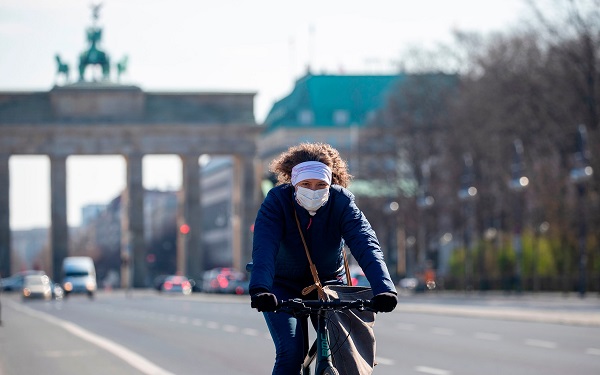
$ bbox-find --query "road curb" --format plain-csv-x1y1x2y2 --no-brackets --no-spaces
397,303,600,326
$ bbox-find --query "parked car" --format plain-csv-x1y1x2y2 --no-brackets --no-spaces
398,277,422,292
1,270,46,292
50,278,64,300
153,274,169,291
22,274,53,301
160,275,193,295
202,267,248,295
398,276,436,293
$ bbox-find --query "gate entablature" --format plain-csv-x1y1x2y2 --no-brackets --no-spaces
2,125,259,156
0,84,256,125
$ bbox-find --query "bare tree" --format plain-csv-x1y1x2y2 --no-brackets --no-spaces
366,0,600,290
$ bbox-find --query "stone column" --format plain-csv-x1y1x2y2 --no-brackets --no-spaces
121,153,146,288
231,157,242,272
50,155,69,281
233,154,258,271
177,154,202,281
0,154,10,278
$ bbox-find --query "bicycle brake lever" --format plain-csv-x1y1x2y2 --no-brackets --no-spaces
276,298,310,316
356,299,376,312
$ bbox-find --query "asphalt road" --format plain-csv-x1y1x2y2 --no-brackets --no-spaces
0,290,598,375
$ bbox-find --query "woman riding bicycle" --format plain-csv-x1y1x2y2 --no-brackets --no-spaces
249,142,398,374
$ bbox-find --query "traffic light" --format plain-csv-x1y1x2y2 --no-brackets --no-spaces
179,224,190,235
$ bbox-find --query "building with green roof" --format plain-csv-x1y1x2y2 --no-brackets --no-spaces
257,72,404,169
263,72,402,129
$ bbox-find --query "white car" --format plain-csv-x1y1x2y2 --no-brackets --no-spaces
22,274,53,301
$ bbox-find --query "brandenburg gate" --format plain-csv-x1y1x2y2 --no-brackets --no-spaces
0,6,262,286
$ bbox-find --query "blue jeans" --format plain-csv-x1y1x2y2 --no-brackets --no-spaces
263,285,316,375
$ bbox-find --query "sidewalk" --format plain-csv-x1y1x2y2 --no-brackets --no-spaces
396,290,600,326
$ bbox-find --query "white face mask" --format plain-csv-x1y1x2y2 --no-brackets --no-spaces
295,186,329,215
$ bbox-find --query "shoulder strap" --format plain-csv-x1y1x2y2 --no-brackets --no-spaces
342,247,353,286
294,210,327,300
293,209,352,299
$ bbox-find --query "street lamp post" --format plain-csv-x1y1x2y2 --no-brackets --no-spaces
384,201,401,281
533,221,550,292
405,235,417,278
509,139,529,292
458,153,477,292
417,161,434,277
569,124,593,297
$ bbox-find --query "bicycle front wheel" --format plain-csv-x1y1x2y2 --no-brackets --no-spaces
321,366,339,375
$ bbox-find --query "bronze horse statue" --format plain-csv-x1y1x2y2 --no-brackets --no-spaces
78,25,110,81
55,54,70,83
56,3,114,82
116,55,128,82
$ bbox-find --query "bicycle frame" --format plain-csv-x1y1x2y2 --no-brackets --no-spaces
303,308,335,375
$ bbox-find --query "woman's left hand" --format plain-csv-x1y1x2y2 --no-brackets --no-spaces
371,292,398,312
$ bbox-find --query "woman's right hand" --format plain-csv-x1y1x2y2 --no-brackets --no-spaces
250,292,278,312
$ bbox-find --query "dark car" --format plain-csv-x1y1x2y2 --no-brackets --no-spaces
1,270,46,292
159,275,193,295
153,274,169,291
202,267,248,295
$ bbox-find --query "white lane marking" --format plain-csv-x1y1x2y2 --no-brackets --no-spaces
396,323,416,331
192,318,203,326
8,300,175,375
474,332,502,341
42,349,93,358
585,348,600,356
206,321,220,329
223,324,239,333
431,327,455,336
415,365,452,375
241,328,259,336
375,356,395,365
525,339,557,349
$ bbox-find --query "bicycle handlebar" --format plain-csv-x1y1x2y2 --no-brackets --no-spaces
276,298,374,316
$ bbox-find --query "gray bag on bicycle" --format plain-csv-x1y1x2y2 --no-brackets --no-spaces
324,285,376,375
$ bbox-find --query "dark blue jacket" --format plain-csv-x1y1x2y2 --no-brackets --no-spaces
249,183,397,297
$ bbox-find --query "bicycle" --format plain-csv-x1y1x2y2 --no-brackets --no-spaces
276,297,374,375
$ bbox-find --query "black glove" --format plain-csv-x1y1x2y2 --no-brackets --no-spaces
371,292,397,313
251,292,278,312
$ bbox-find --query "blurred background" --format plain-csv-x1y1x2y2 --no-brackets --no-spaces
1,0,598,297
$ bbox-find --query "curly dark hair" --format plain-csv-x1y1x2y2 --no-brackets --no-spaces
269,142,352,187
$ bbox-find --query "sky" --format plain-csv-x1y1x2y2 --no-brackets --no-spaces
0,0,529,230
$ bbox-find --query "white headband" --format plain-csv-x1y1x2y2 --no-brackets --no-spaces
291,161,332,186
